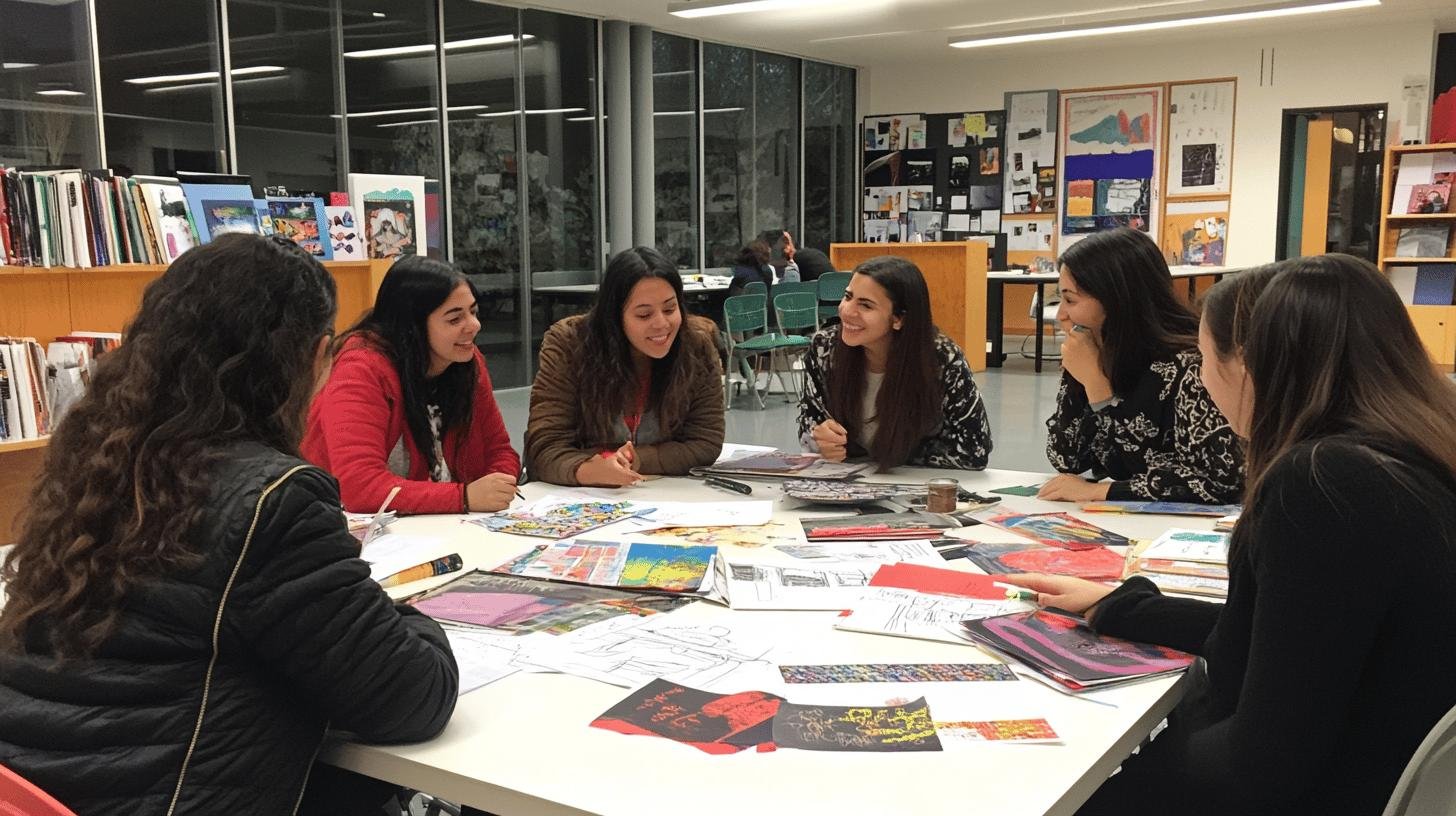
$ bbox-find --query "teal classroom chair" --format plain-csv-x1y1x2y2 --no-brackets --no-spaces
741,280,768,297
816,271,852,321
767,280,817,328
770,291,820,401
722,294,805,410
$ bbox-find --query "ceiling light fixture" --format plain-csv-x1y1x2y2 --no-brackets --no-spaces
3,62,39,70
331,104,489,120
125,65,286,85
36,89,85,96
344,34,532,59
949,0,1379,48
668,0,841,18
145,75,289,94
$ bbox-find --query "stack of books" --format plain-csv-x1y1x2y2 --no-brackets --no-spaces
1122,528,1231,598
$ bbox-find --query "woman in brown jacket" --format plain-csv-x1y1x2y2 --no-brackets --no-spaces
526,246,725,486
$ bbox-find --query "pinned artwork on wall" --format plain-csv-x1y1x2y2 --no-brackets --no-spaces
1166,79,1236,197
1058,85,1164,245
1162,199,1230,267
1004,89,1058,214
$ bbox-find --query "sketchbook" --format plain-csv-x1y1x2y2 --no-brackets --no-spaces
1080,501,1241,518
410,571,691,635
694,450,870,481
960,609,1195,692
981,511,1129,550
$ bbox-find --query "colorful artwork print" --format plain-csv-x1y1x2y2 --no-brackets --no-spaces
480,501,643,539
936,718,1060,743
591,679,783,755
772,698,942,752
363,192,417,258
410,572,689,635
1060,87,1162,238
979,146,1000,174
1162,204,1228,267
617,542,716,591
992,545,1126,580
325,205,362,258
202,200,260,237
962,609,1194,689
267,199,329,258
778,663,1016,684
1409,183,1451,214
489,540,714,592
642,520,800,549
1081,501,1241,517
985,512,1129,550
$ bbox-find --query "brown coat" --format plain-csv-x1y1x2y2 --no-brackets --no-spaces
525,314,725,485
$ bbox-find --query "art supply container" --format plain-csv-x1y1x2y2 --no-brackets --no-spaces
927,477,959,513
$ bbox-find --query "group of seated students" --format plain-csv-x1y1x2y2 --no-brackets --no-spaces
0,228,1454,816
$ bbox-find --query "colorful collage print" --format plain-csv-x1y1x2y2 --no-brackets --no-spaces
410,572,689,636
778,663,1016,684
480,501,644,539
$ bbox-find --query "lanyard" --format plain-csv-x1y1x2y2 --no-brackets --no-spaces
624,370,651,446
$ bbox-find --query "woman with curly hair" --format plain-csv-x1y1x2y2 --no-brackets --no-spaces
0,235,457,815
525,246,724,486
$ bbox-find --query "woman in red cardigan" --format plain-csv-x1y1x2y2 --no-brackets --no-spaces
302,256,521,514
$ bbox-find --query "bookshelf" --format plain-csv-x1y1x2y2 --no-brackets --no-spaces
0,258,393,544
1377,142,1456,371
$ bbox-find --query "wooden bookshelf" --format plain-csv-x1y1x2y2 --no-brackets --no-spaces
1377,143,1456,371
0,258,392,543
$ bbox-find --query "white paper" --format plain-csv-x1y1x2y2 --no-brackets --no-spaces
512,613,773,689
946,213,972,232
720,559,878,610
1396,153,1436,186
1432,151,1456,175
950,194,968,210
606,500,774,533
443,627,528,694
772,540,943,563
716,442,775,464
1142,528,1230,563
835,587,1032,644
981,210,1001,233
361,533,449,581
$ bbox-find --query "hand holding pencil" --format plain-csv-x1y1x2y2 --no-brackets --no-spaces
810,418,849,462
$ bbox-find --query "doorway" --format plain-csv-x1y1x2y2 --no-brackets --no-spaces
1276,105,1387,261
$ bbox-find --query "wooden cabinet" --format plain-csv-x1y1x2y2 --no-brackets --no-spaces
1407,305,1456,368
1376,143,1456,371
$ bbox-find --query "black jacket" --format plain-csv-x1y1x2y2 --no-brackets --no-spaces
0,442,459,815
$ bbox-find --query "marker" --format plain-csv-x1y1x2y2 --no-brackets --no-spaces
379,553,464,588
704,476,753,495
1005,588,1038,603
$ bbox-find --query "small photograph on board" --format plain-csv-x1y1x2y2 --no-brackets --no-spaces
906,186,935,211
979,146,1001,175
1181,143,1218,187
1395,226,1451,258
1409,183,1451,214
948,155,971,190
968,184,1003,210
906,160,935,186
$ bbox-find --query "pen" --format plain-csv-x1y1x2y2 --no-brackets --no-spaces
375,485,401,517
704,476,753,495
1005,588,1038,603
378,553,464,588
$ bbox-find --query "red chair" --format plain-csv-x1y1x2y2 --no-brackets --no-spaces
0,764,76,816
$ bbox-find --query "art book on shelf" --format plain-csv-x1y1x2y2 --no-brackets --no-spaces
266,196,332,259
1408,183,1451,214
135,176,199,262
1395,225,1451,259
347,173,426,259
180,180,260,245
1412,263,1456,306
324,205,363,259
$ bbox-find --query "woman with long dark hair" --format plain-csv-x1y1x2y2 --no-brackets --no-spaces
1007,255,1456,815
0,235,457,814
526,246,724,486
302,256,520,514
727,238,774,296
1041,227,1241,503
798,255,991,471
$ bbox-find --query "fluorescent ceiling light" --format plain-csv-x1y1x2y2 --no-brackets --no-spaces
344,34,531,59
331,104,489,119
669,0,840,17
3,62,39,69
125,65,285,85
36,89,84,96
477,110,521,118
371,11,386,17
949,0,1379,48
145,75,288,94
475,108,586,118
375,118,440,128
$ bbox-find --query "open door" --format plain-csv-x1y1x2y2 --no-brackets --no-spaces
1277,106,1387,260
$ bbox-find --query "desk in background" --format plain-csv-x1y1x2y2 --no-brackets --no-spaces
324,466,1197,816
533,276,733,325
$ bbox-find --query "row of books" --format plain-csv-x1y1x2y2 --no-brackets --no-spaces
0,333,119,443
1392,151,1455,216
0,170,428,269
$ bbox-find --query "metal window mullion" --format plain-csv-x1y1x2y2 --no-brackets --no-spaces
435,0,452,261
85,0,107,167
749,51,756,242
218,0,237,173
798,59,805,246
331,0,349,185
695,39,705,271
594,17,605,276
515,10,532,377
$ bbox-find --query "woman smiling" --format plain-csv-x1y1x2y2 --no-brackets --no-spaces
525,246,725,487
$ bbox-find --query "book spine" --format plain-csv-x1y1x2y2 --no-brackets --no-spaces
0,345,11,441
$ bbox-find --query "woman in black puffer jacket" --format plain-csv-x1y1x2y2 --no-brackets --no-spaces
0,234,458,815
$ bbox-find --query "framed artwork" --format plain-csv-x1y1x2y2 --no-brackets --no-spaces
1167,78,1237,197
1057,85,1164,245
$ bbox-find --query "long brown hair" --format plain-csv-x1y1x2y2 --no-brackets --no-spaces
0,235,337,658
1203,254,1456,539
827,256,943,471
1059,228,1199,396
574,247,707,442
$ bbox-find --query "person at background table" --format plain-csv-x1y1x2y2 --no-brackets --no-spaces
1041,228,1242,503
301,256,521,515
1006,255,1456,816
0,235,457,815
727,238,774,296
526,246,725,487
792,245,835,282
798,255,991,471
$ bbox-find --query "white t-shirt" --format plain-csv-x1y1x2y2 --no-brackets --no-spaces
859,371,885,447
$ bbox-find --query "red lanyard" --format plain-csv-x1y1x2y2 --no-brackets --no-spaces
624,370,651,445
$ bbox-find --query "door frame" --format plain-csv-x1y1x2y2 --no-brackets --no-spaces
1275,103,1388,260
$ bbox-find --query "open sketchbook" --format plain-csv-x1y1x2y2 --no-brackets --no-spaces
694,450,870,481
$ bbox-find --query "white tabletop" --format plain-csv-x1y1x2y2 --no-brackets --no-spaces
535,277,733,296
323,466,1212,816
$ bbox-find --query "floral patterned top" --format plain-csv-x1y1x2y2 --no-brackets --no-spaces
1046,347,1244,503
798,325,992,470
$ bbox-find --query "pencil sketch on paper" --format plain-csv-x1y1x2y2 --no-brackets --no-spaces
515,615,773,690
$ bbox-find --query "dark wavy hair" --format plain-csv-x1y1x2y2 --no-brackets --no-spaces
336,256,480,476
1059,228,1199,396
0,234,337,658
575,247,698,441
735,240,770,269
827,256,943,471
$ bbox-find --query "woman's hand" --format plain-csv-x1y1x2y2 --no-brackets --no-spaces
1037,473,1111,502
810,419,848,462
466,472,519,512
998,573,1116,618
575,445,643,487
1059,324,1113,403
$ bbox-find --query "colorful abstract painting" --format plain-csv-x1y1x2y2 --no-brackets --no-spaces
772,698,942,752
1059,86,1164,242
778,663,1016,684
591,679,783,754
1162,199,1230,267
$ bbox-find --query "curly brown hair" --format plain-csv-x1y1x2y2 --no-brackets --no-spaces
0,234,337,659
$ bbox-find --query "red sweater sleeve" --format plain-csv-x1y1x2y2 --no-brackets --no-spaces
302,346,470,515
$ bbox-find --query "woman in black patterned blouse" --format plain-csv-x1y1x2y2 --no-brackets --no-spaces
797,256,992,471
1040,228,1242,503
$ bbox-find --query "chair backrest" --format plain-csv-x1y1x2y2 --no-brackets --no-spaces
1383,700,1456,816
816,271,852,304
723,293,768,335
0,764,77,816
741,280,768,297
771,280,817,301
774,292,820,333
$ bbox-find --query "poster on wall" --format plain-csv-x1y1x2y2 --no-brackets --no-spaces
1161,199,1229,267
864,114,924,152
1167,79,1236,197
1057,85,1164,246
1004,90,1058,214
861,110,1005,245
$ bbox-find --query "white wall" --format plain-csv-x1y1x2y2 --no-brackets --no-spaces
862,18,1440,267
